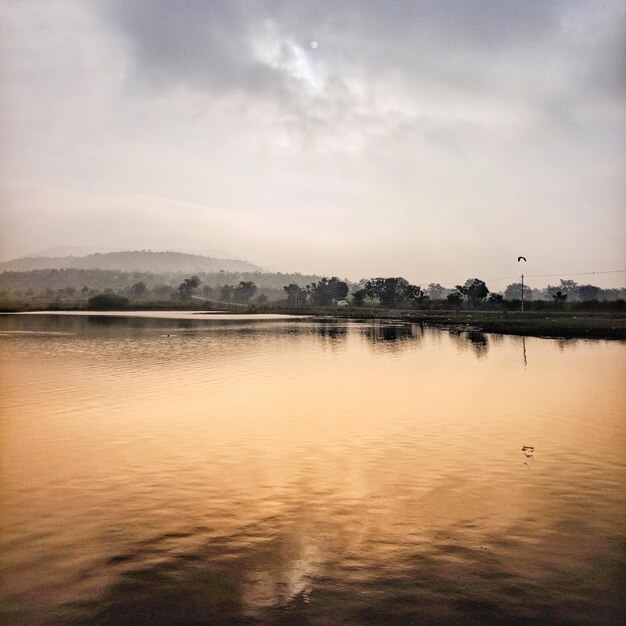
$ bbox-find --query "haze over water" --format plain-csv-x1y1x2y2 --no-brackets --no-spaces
1,313,624,624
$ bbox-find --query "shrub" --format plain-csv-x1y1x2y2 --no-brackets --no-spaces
87,293,129,309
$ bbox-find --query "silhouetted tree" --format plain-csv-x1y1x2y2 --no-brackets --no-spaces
178,275,201,300
426,283,447,299
307,277,349,305
456,278,489,307
130,281,148,298
553,290,568,305
487,293,505,308
504,282,532,301
363,277,427,308
545,280,579,301
87,293,129,309
283,283,307,305
545,285,560,300
578,284,601,301
405,284,426,305
364,277,409,308
595,287,626,301
351,289,367,306
447,292,463,308
330,277,350,301
233,281,257,302
558,279,579,301
219,284,234,301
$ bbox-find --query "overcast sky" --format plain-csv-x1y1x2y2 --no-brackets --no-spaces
1,0,624,287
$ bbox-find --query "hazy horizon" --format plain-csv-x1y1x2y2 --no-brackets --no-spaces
1,1,625,288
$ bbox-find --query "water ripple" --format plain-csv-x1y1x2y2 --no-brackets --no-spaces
0,313,624,624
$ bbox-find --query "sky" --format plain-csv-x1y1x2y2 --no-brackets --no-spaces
1,0,625,288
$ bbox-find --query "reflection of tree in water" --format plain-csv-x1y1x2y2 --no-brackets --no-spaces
309,323,348,351
421,325,446,345
489,333,505,345
315,324,347,342
86,315,130,327
467,331,489,357
555,337,579,352
363,323,423,352
449,330,490,358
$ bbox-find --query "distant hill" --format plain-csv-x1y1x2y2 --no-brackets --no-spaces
0,250,263,273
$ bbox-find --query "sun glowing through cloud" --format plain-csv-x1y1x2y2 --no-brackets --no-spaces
0,0,623,285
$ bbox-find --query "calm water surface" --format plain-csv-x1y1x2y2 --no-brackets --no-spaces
1,312,624,624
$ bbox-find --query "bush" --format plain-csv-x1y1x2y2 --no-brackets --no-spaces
87,293,129,309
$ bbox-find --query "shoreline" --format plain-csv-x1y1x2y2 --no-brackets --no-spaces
2,305,625,340
305,308,626,340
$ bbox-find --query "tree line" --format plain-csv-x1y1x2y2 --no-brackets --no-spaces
186,275,625,309
1,268,624,310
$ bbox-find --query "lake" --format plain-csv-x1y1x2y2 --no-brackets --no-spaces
1,312,624,624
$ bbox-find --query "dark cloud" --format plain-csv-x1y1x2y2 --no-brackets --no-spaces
99,0,625,147
103,2,619,85
102,2,284,94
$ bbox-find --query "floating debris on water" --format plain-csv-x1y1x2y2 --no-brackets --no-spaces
522,445,535,469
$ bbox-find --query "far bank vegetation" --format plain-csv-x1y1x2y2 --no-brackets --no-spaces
1,268,624,313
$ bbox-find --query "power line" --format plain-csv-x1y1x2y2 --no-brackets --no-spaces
487,269,626,282
525,269,626,278
484,275,521,282
422,269,626,289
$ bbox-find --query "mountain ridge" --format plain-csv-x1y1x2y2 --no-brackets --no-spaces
0,250,263,273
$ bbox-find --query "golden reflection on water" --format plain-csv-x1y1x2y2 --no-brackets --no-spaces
1,314,625,624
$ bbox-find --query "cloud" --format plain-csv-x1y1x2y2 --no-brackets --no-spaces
1,1,624,285
96,0,626,162
104,1,624,104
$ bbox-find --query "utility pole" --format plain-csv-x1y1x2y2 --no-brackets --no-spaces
517,256,527,312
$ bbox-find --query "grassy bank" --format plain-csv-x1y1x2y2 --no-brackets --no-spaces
296,307,626,340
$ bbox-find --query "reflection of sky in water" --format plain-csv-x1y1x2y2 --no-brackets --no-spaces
0,313,624,624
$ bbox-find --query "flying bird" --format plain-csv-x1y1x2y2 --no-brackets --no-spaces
518,256,527,262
